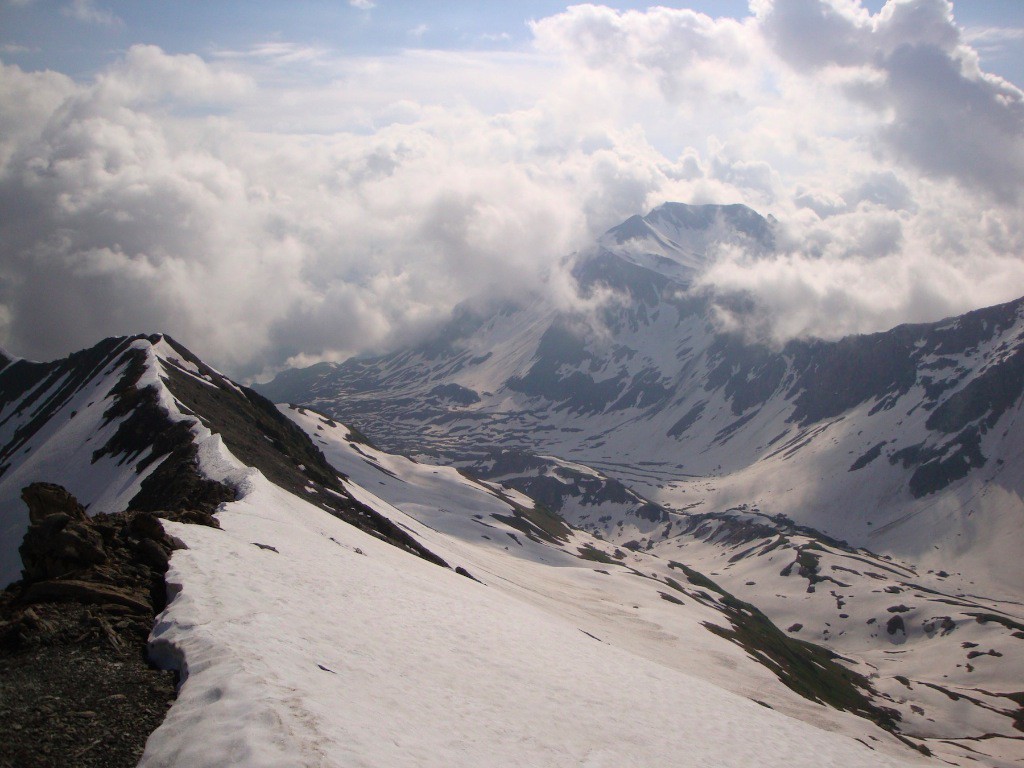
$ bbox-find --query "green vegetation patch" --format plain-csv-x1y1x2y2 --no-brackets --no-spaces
492,501,572,546
668,559,899,731
577,544,619,565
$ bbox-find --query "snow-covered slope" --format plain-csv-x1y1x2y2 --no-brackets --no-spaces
4,333,1019,765
276,404,1024,767
0,333,933,765
135,398,929,767
144,467,926,768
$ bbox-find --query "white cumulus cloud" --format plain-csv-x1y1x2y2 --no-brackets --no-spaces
0,1,1022,378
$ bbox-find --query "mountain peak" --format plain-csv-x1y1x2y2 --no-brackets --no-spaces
647,201,772,236
597,202,774,282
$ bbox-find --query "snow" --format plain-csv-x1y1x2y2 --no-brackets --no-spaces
144,466,925,767
277,405,1023,766
1,333,1012,765
648,508,1024,765
150,337,203,376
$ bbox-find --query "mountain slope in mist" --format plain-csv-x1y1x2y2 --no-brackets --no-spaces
260,202,1024,599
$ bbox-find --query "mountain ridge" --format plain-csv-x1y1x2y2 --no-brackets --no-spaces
0,332,950,766
1,327,1020,764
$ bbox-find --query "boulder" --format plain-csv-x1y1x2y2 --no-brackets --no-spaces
128,512,166,542
21,483,88,524
19,514,106,582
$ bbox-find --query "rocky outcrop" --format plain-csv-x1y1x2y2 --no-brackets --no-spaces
0,484,217,768
19,483,106,582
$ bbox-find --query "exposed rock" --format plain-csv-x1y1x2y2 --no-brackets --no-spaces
22,580,152,614
156,507,220,529
134,538,172,572
18,483,108,582
886,615,906,636
22,482,88,524
0,485,194,768
128,511,168,543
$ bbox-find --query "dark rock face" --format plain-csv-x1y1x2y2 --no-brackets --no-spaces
429,383,481,405
0,485,207,768
9,484,195,621
22,483,88,524
19,514,107,582
887,615,907,636
19,483,107,582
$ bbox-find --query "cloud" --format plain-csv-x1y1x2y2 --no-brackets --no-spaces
531,4,753,105
1,2,1023,379
755,0,1024,202
349,0,375,9
875,43,1024,203
217,42,331,67
696,205,1024,347
62,0,122,28
0,52,677,377
97,44,254,104
964,26,1024,51
752,0,872,68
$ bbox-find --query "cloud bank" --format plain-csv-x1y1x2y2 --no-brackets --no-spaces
0,0,1022,377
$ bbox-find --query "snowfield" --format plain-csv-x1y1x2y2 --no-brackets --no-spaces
130,401,930,767
144,469,925,768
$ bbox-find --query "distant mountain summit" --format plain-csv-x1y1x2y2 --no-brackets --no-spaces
595,201,774,282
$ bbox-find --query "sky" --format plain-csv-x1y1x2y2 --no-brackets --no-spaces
1,0,1023,379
